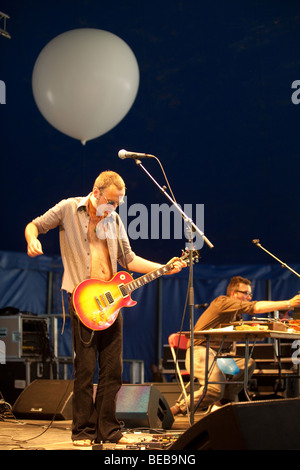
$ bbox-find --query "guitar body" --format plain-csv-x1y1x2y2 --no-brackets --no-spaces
72,272,137,331
72,250,198,331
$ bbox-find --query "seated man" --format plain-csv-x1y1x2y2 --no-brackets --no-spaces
171,276,300,415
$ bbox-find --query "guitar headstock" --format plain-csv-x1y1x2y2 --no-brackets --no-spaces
180,249,200,265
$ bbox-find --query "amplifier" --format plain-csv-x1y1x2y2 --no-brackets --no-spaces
0,358,57,404
0,314,50,359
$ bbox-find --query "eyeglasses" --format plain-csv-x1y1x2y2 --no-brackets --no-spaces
235,290,253,298
101,192,124,207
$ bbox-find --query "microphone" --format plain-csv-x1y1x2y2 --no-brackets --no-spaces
118,149,155,160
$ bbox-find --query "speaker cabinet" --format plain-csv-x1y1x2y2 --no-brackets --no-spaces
170,398,300,450
147,382,183,408
12,379,73,420
11,381,174,429
116,384,174,430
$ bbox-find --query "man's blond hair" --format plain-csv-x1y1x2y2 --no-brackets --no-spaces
94,171,125,192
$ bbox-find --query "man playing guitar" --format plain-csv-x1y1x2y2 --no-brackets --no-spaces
25,170,186,446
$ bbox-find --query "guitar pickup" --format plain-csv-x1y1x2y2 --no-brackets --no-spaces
118,284,129,298
104,291,114,305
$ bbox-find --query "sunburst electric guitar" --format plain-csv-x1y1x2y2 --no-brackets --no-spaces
72,250,199,330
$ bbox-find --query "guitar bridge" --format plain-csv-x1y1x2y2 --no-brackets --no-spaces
95,296,103,311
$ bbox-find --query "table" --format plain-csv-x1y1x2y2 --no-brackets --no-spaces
183,329,300,423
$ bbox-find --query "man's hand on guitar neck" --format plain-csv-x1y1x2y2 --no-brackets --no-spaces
165,257,187,275
127,255,187,276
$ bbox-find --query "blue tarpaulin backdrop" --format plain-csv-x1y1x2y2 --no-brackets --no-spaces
1,250,299,382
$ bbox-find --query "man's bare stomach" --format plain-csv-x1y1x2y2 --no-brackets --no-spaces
90,244,113,281
88,222,113,281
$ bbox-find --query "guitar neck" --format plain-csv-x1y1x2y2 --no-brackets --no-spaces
126,263,174,292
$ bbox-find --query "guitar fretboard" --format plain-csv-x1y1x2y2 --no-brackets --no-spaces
126,263,173,292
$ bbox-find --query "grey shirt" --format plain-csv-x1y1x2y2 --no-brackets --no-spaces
32,194,135,293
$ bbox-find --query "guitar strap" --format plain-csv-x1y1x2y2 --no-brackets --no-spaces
116,213,132,275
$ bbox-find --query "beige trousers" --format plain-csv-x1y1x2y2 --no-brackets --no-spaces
176,345,256,413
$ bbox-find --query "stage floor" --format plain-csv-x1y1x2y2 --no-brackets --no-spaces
0,414,196,451
2,400,300,451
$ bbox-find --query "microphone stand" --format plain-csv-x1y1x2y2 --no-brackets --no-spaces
134,159,214,425
253,239,300,279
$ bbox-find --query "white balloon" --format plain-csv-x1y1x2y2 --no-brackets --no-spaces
32,28,140,144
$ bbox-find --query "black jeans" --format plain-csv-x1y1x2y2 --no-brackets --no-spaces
69,299,123,443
